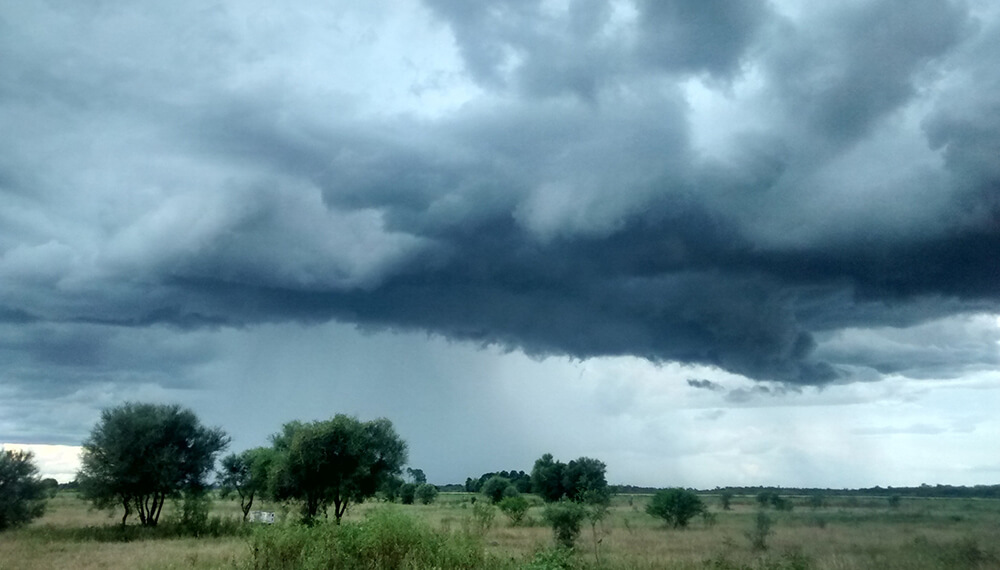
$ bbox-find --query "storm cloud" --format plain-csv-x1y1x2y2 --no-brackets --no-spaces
2,0,999,397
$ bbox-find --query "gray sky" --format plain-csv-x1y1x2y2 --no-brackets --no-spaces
2,0,999,488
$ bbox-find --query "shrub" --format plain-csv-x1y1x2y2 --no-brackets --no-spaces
400,483,417,505
470,502,496,534
481,475,513,504
746,510,773,551
0,449,48,531
498,495,530,526
242,508,492,569
719,490,733,511
543,499,587,548
646,488,705,528
415,483,438,505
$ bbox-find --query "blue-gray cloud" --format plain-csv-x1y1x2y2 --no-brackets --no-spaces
1,0,998,396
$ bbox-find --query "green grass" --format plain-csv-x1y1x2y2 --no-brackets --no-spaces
1,491,999,569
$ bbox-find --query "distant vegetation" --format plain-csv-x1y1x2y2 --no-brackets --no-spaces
3,400,1000,569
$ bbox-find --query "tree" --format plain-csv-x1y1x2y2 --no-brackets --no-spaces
415,483,438,505
481,475,513,504
0,449,48,531
646,488,706,528
270,415,407,524
562,457,608,503
531,453,567,502
218,447,274,522
77,402,228,527
406,467,427,485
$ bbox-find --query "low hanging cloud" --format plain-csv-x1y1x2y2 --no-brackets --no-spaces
1,0,999,390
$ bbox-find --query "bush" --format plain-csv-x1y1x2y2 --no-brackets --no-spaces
498,495,530,526
646,488,705,528
415,483,438,505
543,499,587,548
746,510,774,551
242,508,493,569
481,476,513,504
0,449,48,531
400,483,417,505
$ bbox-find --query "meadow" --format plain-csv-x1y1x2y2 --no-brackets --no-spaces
2,491,999,569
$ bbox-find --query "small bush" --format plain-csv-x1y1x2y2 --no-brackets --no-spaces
415,483,438,505
481,476,513,504
746,510,774,551
399,483,417,505
470,502,496,534
499,495,530,526
543,500,586,549
645,488,705,528
242,508,492,570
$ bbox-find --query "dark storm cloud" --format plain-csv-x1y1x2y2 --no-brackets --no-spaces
2,0,999,392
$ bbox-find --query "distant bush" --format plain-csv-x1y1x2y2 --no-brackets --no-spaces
400,483,417,505
719,490,734,510
646,488,705,528
481,476,514,504
415,483,438,505
498,495,530,526
746,510,774,551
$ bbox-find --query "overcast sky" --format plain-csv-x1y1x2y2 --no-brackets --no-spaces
2,0,999,489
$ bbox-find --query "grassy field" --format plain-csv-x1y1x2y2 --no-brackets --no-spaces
2,491,999,569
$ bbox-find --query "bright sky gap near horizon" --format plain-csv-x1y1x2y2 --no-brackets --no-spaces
2,0,999,489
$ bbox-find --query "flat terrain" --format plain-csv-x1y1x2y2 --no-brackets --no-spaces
2,491,999,569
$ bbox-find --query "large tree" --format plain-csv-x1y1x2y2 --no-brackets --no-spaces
218,447,274,522
531,453,567,502
0,449,48,531
77,402,229,526
562,457,608,503
270,415,407,524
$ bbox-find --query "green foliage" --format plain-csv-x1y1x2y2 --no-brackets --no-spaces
498,494,530,526
543,499,587,548
470,501,496,533
269,415,407,524
0,449,48,531
415,483,438,505
530,453,608,504
400,482,417,505
807,493,826,509
481,475,513,504
888,494,901,509
562,457,608,503
218,447,274,521
76,402,229,527
379,475,404,502
241,508,494,570
406,467,426,485
719,490,734,510
645,488,706,528
524,547,575,570
531,454,566,502
746,510,774,551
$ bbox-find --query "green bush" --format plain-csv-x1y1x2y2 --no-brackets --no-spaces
746,510,774,551
242,508,495,569
498,495,530,526
481,476,513,504
543,499,586,548
645,488,705,528
400,483,417,505
0,449,48,531
415,483,438,505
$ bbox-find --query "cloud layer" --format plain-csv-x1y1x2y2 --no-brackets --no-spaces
2,0,999,394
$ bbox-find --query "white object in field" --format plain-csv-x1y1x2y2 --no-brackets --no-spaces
249,510,275,524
